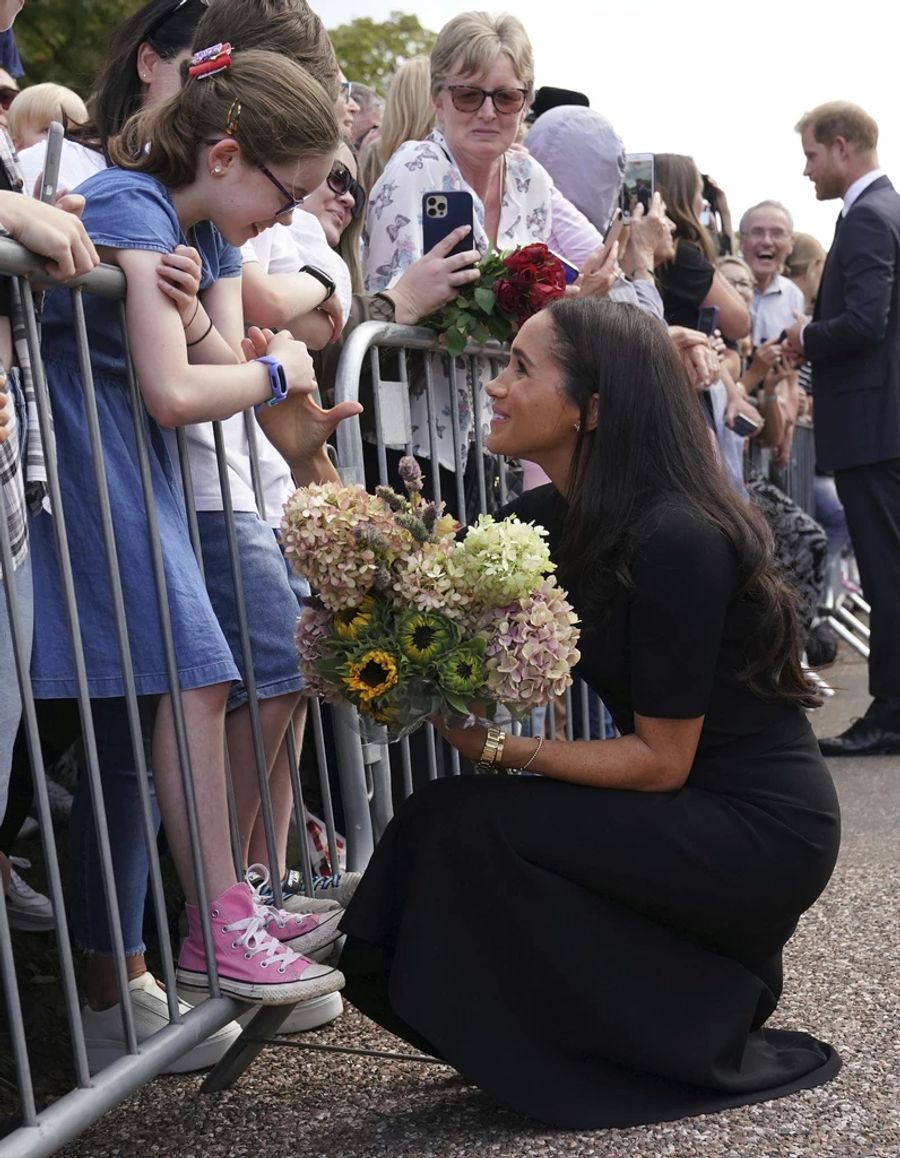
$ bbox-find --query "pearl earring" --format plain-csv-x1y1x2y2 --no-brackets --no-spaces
213,165,222,174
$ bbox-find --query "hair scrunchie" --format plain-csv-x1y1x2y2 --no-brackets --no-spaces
188,42,233,79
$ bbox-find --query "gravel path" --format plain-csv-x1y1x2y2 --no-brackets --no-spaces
62,652,900,1158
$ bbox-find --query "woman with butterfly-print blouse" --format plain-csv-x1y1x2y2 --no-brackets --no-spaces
362,11,605,483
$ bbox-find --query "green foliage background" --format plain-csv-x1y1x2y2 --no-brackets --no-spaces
12,5,435,100
15,1,135,91
329,12,436,96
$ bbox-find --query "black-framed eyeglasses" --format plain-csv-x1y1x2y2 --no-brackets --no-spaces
326,161,366,220
145,0,210,47
258,163,304,216
0,86,18,112
445,85,528,115
204,139,303,217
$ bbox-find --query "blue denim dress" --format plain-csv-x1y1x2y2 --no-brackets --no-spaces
30,170,240,698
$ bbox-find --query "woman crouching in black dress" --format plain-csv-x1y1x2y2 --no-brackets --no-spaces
338,297,841,1129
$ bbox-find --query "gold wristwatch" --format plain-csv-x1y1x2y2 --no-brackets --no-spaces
476,727,506,772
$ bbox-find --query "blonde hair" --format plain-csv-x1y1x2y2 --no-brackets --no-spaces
784,233,826,279
795,101,878,151
7,82,89,147
108,50,338,188
717,254,754,279
358,57,434,192
430,12,534,100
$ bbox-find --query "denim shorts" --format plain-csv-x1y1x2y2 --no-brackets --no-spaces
197,511,310,712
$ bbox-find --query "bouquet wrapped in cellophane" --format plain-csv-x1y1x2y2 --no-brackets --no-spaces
280,457,581,739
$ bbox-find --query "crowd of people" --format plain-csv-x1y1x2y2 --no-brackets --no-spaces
0,0,897,1134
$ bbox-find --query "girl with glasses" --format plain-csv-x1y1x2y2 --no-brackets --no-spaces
27,47,354,1070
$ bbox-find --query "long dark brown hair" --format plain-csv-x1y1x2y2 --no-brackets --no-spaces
69,0,208,158
548,296,820,709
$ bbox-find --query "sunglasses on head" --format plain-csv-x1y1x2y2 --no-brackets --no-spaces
327,161,366,219
145,0,210,47
0,86,19,112
445,85,528,115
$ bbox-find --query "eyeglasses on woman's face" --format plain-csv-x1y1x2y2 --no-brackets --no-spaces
326,161,366,220
445,85,528,115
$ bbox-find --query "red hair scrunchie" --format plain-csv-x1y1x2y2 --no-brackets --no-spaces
188,42,233,79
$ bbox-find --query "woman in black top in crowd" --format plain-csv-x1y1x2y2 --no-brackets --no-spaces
653,152,750,340
338,297,841,1129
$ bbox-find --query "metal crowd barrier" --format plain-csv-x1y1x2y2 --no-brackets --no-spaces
0,238,352,1155
745,418,817,517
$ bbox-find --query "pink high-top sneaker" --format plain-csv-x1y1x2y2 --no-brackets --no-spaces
176,882,345,1004
243,865,343,955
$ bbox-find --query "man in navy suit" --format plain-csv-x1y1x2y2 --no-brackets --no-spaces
786,102,900,756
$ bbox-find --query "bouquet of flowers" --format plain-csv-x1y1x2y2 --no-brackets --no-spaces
424,242,567,357
281,457,581,739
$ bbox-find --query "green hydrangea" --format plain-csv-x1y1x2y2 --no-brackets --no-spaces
454,515,555,608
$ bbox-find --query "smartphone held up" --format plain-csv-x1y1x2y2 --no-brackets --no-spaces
620,153,654,221
422,190,475,258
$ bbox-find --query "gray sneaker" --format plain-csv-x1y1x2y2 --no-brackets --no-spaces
5,858,54,932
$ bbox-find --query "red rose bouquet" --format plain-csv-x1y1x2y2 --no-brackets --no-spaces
424,242,567,356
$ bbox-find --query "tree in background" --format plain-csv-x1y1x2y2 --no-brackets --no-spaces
329,11,436,96
13,4,435,99
14,0,133,90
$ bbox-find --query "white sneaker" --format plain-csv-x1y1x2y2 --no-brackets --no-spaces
179,986,343,1034
5,858,54,932
81,971,243,1075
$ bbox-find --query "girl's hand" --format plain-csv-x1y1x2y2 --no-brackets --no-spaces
243,326,362,471
158,245,203,324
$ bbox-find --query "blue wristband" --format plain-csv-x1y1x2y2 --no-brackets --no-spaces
254,354,288,410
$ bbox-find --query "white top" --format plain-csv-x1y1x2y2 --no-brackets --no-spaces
18,137,107,200
751,274,806,346
842,168,884,216
240,217,354,526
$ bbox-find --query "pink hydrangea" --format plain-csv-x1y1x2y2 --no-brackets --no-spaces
392,538,470,620
482,578,581,710
281,483,411,611
295,606,340,702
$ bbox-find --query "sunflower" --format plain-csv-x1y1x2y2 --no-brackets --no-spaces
437,645,486,696
343,650,399,703
397,609,456,664
333,595,376,640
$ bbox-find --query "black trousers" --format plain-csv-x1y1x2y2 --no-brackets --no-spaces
835,457,900,721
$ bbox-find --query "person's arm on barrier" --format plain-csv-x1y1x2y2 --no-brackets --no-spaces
0,190,98,279
241,325,362,484
155,243,245,365
242,262,344,349
111,247,317,425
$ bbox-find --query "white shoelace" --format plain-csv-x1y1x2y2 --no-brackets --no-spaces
223,912,305,972
8,857,42,900
244,862,314,930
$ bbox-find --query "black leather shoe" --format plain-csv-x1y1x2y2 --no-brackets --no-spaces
818,718,900,757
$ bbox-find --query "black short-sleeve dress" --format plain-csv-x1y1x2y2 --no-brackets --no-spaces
339,487,842,1129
